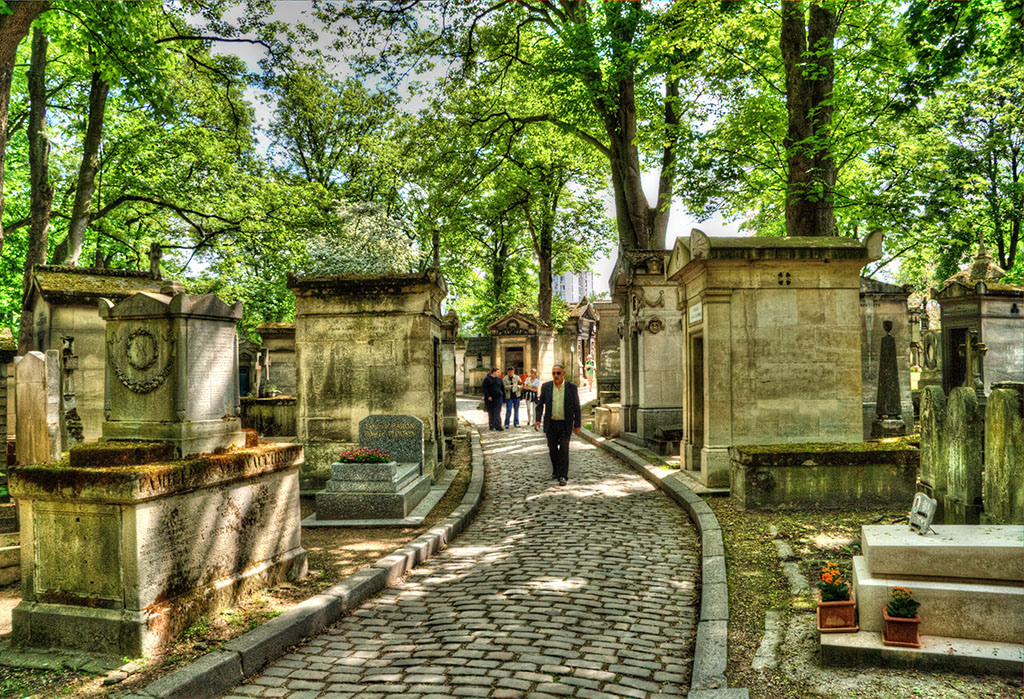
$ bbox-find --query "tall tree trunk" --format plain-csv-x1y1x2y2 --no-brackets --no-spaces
781,0,837,237
52,69,109,265
18,27,52,354
524,201,554,323
0,0,47,259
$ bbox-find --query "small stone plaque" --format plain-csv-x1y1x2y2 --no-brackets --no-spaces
688,301,702,325
909,492,937,535
359,414,423,465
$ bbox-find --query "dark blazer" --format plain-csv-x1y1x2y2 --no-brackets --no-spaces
535,380,582,432
482,374,504,402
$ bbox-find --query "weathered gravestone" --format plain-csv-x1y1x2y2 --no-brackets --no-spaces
314,414,431,521
982,384,1024,525
99,292,245,457
9,292,306,657
944,386,983,524
14,351,61,465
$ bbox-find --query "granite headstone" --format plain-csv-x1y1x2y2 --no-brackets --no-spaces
358,414,424,465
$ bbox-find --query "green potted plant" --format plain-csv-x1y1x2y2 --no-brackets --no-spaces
882,586,921,647
815,562,858,632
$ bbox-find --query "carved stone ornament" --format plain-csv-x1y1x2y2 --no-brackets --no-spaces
617,319,624,339
922,330,939,370
644,290,665,308
690,229,711,259
646,318,664,335
107,326,176,394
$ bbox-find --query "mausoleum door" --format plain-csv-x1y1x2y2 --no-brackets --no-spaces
504,346,524,374
689,335,705,469
240,365,251,398
944,327,968,392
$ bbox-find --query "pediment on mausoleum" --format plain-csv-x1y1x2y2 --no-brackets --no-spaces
487,312,548,337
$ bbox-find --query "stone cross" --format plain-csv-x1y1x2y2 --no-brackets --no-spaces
959,330,988,402
149,242,163,280
255,348,271,397
60,336,84,447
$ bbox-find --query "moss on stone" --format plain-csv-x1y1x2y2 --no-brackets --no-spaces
68,441,175,469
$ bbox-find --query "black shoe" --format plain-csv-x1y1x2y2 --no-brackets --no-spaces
552,474,558,479
558,478,567,486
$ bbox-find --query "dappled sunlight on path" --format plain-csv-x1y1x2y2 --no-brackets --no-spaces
225,397,699,699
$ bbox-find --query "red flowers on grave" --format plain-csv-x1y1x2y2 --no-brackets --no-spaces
815,562,858,633
337,447,393,464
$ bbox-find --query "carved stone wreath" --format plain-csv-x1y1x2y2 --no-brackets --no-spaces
646,318,665,334
107,327,176,394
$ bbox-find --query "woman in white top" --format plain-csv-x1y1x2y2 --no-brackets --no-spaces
522,368,542,425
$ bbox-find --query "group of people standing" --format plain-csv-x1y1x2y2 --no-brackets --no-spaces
482,363,582,486
482,366,542,430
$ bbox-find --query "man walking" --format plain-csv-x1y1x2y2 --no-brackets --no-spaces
502,366,523,428
534,363,582,485
482,366,505,431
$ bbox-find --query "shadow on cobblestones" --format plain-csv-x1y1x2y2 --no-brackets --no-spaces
226,399,699,699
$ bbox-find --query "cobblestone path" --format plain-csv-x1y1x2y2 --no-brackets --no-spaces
226,401,699,699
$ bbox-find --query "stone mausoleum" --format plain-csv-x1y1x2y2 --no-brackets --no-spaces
934,244,1023,396
666,230,881,487
611,249,684,450
289,270,447,488
486,312,555,377
23,265,182,442
592,299,621,404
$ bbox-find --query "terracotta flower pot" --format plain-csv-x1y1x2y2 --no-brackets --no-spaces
881,607,921,648
817,598,858,633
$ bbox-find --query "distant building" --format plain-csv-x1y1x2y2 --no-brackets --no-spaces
552,270,594,304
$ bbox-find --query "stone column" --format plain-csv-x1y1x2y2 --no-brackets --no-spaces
701,290,734,487
441,310,459,437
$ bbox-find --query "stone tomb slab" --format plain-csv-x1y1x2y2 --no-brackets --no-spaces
303,468,459,528
851,555,1023,644
862,524,1023,583
10,444,306,657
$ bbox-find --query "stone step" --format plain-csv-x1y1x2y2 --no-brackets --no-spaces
325,462,423,493
862,524,1023,583
852,555,1024,644
820,630,1022,677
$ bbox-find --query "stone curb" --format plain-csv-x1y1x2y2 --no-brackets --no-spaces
578,428,747,697
133,430,486,699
